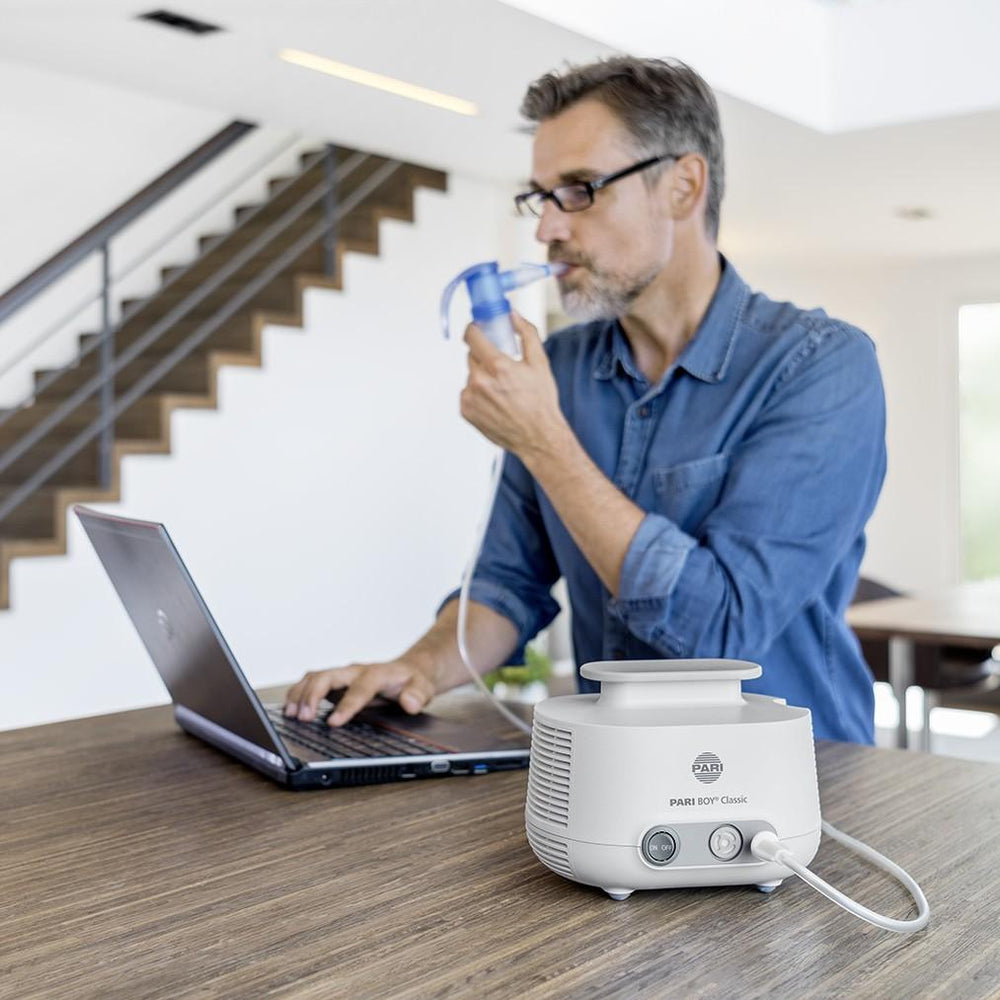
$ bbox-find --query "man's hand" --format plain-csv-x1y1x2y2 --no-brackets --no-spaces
461,311,569,459
283,659,437,727
283,600,520,728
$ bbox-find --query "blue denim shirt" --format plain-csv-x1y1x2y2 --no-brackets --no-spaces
443,257,886,743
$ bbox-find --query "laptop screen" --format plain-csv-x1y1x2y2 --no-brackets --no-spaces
76,507,291,763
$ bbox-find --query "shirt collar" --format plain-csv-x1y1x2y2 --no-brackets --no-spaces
592,255,748,385
593,321,642,382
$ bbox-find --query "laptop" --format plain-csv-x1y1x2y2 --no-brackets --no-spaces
74,506,530,789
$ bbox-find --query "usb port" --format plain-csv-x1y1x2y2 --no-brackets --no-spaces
472,764,489,775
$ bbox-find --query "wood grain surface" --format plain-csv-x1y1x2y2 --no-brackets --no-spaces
847,578,1000,648
1,686,998,1000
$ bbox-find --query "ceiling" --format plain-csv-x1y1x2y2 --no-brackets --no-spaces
1,0,999,261
506,0,1000,133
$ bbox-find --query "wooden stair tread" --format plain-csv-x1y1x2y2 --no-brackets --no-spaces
0,152,446,609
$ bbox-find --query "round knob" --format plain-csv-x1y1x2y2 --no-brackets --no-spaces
709,824,744,861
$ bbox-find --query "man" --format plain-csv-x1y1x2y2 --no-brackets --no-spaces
285,56,886,743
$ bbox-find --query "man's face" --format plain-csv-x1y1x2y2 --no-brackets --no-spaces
530,99,675,321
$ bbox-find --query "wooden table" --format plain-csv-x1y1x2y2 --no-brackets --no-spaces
3,685,999,999
847,578,1000,749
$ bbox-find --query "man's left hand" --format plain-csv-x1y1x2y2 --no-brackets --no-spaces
460,311,568,458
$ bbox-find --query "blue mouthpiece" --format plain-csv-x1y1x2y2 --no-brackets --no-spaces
440,260,567,350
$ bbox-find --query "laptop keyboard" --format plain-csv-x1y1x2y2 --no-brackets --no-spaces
267,709,444,759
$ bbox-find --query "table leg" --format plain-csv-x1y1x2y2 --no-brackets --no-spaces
918,689,938,753
888,637,915,750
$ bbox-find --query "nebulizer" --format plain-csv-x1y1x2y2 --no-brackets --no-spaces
439,262,929,934
440,260,566,736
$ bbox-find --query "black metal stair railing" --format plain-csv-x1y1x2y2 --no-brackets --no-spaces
0,122,256,327
0,119,258,500
0,127,405,533
0,145,328,426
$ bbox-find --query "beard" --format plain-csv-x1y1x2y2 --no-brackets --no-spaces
552,252,659,322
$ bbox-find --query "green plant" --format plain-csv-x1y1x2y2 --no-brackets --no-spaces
482,643,553,690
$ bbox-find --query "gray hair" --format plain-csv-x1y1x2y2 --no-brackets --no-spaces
520,56,725,240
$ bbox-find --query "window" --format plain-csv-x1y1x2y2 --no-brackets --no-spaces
958,303,1000,580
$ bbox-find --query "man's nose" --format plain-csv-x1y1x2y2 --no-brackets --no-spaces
535,199,572,245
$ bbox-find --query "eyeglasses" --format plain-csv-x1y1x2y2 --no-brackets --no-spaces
514,153,682,218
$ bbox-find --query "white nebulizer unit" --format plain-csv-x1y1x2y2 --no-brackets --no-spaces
526,659,820,898
439,265,929,934
525,658,929,933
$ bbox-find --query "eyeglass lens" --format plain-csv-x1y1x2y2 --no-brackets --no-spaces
520,183,592,217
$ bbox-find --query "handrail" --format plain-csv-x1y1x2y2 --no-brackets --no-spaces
0,149,369,481
0,130,300,385
0,146,327,428
0,157,402,527
0,120,256,327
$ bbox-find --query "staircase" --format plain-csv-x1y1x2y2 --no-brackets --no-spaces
0,145,446,609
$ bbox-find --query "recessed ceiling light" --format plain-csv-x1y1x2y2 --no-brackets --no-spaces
278,48,478,117
895,206,933,221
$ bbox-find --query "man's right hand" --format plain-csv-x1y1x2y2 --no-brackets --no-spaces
283,660,437,727
282,598,519,728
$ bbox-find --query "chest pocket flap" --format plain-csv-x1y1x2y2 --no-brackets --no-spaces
651,451,731,535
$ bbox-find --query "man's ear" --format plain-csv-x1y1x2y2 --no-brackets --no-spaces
667,153,709,224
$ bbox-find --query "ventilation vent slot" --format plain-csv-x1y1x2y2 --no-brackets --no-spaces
137,10,223,35
526,825,573,877
337,766,408,786
527,719,572,827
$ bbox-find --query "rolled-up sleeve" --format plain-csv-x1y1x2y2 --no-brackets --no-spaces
608,324,886,658
438,451,562,659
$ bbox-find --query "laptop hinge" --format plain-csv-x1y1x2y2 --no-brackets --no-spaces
175,704,297,780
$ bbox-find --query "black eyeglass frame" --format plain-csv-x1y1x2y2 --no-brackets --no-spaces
514,152,684,218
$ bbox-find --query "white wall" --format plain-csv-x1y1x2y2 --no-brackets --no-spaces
737,251,1000,594
0,176,547,731
0,59,317,404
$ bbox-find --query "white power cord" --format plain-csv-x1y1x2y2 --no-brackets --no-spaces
456,446,534,737
750,820,930,933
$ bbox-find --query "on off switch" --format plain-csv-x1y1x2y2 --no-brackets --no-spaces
641,828,678,865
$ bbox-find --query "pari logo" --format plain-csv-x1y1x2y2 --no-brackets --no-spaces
691,751,724,784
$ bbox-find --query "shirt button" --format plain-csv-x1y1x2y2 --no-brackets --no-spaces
637,405,650,419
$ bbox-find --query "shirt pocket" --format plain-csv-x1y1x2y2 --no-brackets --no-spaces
651,451,731,535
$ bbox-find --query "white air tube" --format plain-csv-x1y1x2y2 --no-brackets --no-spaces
455,446,534,735
750,821,930,932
